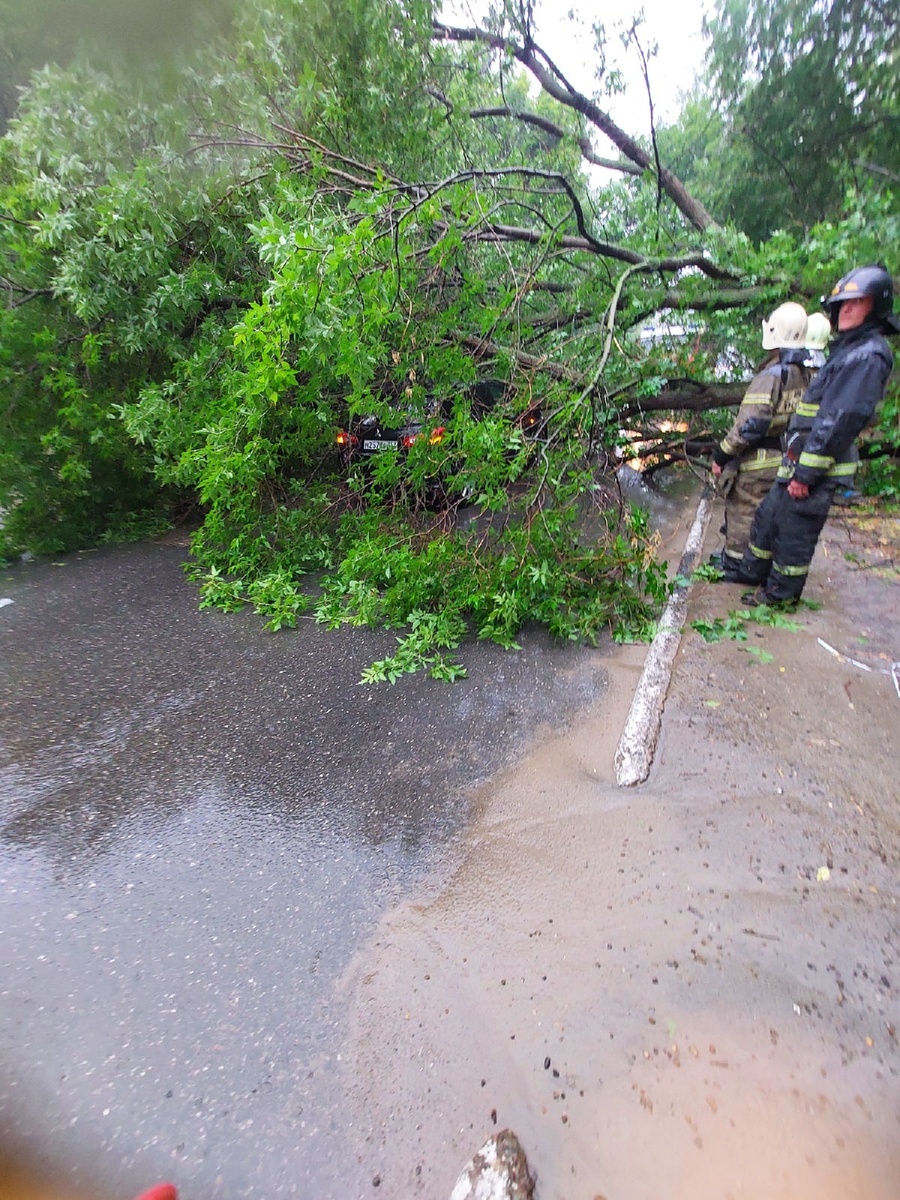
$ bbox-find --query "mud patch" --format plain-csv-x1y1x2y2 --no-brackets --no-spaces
340,504,900,1200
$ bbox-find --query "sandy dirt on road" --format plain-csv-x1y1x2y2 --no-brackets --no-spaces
342,501,900,1200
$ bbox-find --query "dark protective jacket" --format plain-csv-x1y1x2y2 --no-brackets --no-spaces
712,349,809,472
778,321,894,487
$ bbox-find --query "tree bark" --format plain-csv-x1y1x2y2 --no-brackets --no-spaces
617,382,743,419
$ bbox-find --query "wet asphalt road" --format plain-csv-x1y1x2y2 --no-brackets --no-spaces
0,541,611,1198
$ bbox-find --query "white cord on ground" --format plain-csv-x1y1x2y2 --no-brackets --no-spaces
615,491,713,787
817,637,900,700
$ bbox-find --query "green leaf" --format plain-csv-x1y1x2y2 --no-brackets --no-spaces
741,645,774,664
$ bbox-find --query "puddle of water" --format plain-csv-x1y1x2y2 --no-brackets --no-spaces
0,540,614,1198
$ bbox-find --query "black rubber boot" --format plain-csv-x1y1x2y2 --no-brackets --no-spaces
741,588,798,611
709,551,751,583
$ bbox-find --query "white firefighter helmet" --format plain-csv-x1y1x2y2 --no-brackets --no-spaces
761,301,808,350
804,311,832,351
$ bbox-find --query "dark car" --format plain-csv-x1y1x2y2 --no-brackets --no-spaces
336,395,448,468
336,380,542,477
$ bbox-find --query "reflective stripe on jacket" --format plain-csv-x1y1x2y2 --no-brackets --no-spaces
738,447,782,473
713,351,810,468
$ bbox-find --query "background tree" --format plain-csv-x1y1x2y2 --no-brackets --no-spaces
663,0,899,241
0,0,237,130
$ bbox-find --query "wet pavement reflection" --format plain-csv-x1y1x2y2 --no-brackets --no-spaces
0,542,609,1198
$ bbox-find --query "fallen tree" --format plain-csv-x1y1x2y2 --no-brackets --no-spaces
0,0,895,675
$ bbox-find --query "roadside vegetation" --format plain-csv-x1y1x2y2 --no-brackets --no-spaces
1,0,897,677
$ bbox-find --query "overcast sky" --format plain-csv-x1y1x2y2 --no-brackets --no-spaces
439,0,712,127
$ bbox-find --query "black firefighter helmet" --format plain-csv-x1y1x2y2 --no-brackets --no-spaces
823,264,900,334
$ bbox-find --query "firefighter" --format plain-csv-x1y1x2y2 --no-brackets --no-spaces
804,311,831,371
738,264,898,605
708,302,811,581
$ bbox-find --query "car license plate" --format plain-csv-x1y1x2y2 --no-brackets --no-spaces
363,439,398,452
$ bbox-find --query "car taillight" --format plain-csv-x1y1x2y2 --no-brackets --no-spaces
401,426,444,448
336,430,358,447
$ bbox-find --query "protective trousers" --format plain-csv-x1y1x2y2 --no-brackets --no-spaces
739,479,839,600
721,459,780,567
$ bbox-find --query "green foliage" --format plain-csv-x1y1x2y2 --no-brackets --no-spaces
0,0,222,127
861,385,900,501
314,503,668,682
0,1,678,677
741,645,774,664
691,562,725,582
744,604,801,631
691,612,750,643
358,612,470,684
692,603,801,643
860,457,900,503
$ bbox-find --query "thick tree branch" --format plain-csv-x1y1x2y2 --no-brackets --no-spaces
0,275,54,307
624,286,776,332
449,331,746,420
576,137,643,176
185,127,755,421
194,124,737,283
470,105,563,140
432,21,718,231
471,224,737,280
655,286,771,310
468,106,642,175
451,330,581,381
618,380,744,419
854,159,900,184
